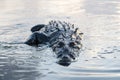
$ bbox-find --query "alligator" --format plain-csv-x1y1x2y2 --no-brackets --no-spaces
25,20,83,66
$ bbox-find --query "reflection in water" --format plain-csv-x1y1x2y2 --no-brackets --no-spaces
0,44,37,80
0,0,120,80
0,43,55,80
0,0,85,26
84,0,120,15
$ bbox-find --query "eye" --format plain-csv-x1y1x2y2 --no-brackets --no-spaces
57,42,65,48
75,41,81,44
69,42,76,48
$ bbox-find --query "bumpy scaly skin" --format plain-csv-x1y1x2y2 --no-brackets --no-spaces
25,20,83,66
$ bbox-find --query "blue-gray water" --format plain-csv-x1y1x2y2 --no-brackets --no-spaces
0,0,120,80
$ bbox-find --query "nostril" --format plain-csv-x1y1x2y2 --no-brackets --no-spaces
62,55,69,60
63,56,68,59
61,55,71,63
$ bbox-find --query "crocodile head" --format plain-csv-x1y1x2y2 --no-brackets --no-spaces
47,21,83,66
51,31,83,66
53,40,82,66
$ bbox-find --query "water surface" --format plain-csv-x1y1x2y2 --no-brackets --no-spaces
0,0,120,80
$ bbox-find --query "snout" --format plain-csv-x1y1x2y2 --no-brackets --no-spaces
57,56,71,66
57,52,74,66
55,47,77,66
61,55,72,62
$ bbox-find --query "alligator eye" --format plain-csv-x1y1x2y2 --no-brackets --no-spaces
57,42,65,48
69,42,76,48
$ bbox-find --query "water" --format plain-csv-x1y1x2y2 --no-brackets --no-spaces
0,0,120,80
